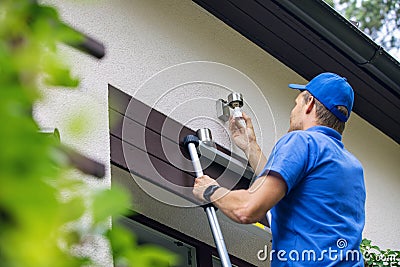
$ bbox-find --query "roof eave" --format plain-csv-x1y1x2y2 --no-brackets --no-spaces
277,0,400,97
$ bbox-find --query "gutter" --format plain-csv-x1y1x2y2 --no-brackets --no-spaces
275,0,400,97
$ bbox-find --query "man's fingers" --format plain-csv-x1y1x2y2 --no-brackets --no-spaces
229,112,253,130
194,176,218,187
229,114,247,130
242,112,253,129
229,115,236,132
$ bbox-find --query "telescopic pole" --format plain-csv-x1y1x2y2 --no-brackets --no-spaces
183,135,232,267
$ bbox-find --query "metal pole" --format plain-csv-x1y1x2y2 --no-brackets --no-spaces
184,136,232,267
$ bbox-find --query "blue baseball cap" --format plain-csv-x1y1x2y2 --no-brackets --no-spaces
288,72,354,122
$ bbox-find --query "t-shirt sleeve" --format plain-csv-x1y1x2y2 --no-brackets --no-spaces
259,132,310,194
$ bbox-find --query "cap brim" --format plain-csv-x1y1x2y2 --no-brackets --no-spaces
288,84,307,90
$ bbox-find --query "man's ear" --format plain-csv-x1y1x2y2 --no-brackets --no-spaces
305,96,315,114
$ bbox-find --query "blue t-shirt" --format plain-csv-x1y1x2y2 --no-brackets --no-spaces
261,126,365,266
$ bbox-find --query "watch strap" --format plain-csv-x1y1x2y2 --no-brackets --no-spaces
203,185,220,202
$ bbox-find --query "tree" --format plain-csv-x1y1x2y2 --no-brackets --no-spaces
326,0,400,58
0,1,177,266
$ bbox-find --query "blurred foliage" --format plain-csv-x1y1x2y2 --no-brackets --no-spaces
0,1,177,266
360,238,400,267
326,0,400,57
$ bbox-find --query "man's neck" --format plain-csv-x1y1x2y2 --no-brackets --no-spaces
302,120,319,131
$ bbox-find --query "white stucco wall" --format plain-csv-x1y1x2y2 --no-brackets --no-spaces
36,0,400,264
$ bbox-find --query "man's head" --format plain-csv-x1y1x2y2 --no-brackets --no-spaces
288,72,354,134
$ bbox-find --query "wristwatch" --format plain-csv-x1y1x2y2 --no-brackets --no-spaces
203,185,221,202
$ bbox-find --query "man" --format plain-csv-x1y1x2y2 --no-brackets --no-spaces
193,72,366,266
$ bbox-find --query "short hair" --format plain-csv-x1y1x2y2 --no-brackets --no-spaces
302,91,348,134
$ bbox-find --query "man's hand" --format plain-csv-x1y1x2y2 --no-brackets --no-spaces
229,112,257,154
193,175,220,202
229,112,267,176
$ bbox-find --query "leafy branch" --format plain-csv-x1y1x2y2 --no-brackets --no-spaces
327,0,400,57
360,238,400,267
0,1,177,266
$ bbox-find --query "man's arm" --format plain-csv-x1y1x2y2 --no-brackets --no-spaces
229,113,267,176
193,172,287,224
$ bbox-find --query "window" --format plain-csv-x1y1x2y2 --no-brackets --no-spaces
212,256,239,267
120,217,196,267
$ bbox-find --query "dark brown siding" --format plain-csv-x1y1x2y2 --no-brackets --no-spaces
109,84,251,204
109,84,256,266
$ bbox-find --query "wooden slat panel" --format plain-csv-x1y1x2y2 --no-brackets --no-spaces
110,109,253,188
111,135,200,204
109,109,193,172
109,83,255,205
108,85,193,146
108,85,249,164
108,84,130,114
111,135,249,203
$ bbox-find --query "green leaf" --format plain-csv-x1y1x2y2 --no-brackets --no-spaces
362,239,372,246
107,225,137,256
107,225,179,267
372,245,381,251
92,186,132,224
0,1,176,266
133,244,180,267
59,197,85,223
43,64,80,87
330,0,400,54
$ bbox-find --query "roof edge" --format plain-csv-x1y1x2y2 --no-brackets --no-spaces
275,0,400,97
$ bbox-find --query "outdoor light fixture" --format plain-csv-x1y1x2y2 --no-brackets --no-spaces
216,92,246,128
